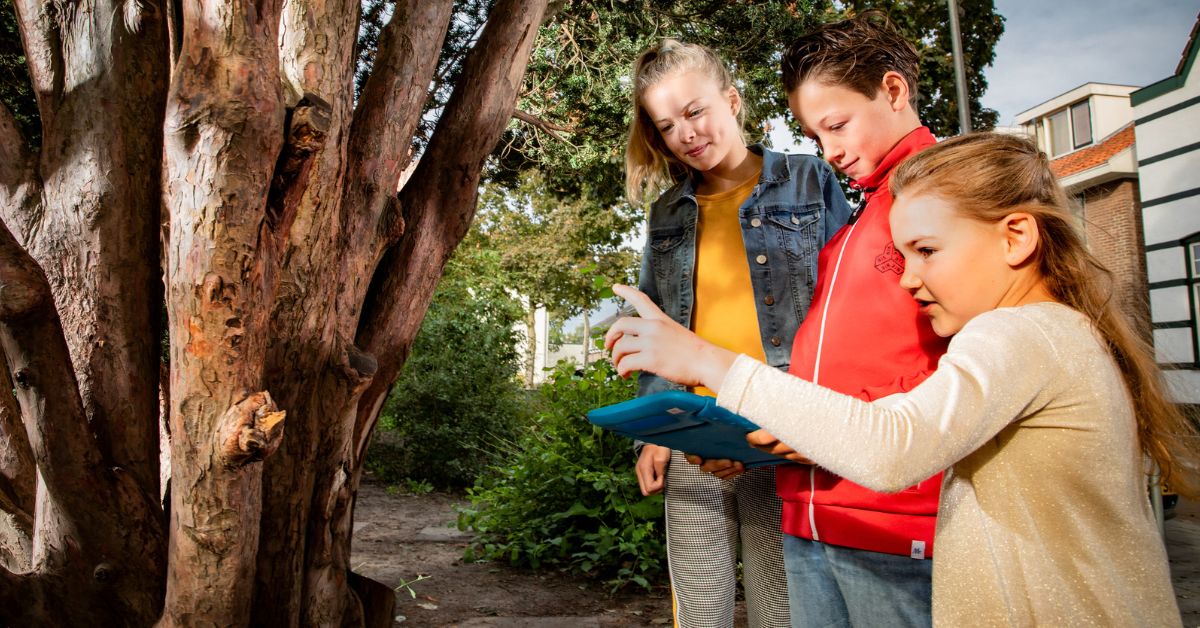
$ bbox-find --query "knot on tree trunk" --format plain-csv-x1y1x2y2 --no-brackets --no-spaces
265,92,334,236
380,195,406,247
218,391,286,468
336,344,378,396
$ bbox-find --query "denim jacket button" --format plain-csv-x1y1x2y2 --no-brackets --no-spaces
790,215,800,225
751,218,762,228
755,254,767,265
763,295,775,306
770,336,782,346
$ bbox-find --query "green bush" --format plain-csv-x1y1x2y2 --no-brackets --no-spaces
366,247,530,490
457,360,666,591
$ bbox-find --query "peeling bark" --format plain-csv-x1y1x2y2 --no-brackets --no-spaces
159,0,288,621
0,357,34,571
4,0,552,623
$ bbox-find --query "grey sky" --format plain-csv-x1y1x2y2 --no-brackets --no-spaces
982,0,1199,125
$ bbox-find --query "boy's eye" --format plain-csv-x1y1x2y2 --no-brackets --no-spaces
687,107,704,118
829,122,845,131
917,247,935,258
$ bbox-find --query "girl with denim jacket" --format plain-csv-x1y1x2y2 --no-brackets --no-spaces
624,39,850,628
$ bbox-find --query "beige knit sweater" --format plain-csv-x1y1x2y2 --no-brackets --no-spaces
717,302,1180,627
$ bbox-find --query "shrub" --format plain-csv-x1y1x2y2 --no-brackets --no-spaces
457,360,666,591
366,247,530,490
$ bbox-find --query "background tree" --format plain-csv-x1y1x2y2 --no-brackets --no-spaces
0,0,549,625
475,175,640,375
487,0,1004,206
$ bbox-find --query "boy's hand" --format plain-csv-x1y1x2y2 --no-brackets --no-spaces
685,454,745,480
635,444,671,495
747,429,814,465
606,285,737,391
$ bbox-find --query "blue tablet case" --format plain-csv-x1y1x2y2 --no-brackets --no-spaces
587,390,788,468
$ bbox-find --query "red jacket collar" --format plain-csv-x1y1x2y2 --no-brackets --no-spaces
849,126,936,194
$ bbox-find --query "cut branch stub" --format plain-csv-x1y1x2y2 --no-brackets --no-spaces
218,391,287,469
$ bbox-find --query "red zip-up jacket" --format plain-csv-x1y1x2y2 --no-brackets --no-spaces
777,127,949,559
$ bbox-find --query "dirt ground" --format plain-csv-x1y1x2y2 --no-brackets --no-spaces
353,479,1199,627
351,480,675,627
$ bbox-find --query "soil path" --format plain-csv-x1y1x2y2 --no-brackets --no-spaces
352,482,1200,627
351,481,674,626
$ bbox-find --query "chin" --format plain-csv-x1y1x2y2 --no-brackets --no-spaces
929,319,960,337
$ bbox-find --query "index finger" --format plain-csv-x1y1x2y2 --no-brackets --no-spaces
612,284,668,321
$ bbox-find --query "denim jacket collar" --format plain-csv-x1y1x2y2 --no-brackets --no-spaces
654,143,786,212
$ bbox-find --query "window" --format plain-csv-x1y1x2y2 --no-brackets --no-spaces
1048,109,1071,156
1044,99,1093,156
1071,101,1092,149
1191,242,1200,276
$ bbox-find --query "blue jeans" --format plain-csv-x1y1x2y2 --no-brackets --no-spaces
783,534,932,628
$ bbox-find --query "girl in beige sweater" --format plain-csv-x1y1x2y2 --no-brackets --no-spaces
606,132,1199,626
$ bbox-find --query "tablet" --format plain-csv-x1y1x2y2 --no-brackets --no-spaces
587,390,788,468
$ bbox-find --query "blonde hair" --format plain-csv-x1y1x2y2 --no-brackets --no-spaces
890,132,1200,497
624,39,746,204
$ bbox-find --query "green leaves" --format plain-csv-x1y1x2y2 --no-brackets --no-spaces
458,360,666,591
366,241,530,490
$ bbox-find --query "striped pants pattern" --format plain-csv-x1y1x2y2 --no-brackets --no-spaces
664,449,790,628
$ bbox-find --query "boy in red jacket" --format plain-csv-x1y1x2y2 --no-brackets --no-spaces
723,13,948,627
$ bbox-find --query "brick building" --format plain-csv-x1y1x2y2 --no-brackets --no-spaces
1015,84,1150,334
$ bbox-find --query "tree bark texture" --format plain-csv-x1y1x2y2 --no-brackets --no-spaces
0,0,551,624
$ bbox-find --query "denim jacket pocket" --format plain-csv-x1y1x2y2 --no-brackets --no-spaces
764,204,821,261
648,226,687,280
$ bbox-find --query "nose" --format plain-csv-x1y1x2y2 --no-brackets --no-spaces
678,120,696,143
823,141,844,166
898,261,920,292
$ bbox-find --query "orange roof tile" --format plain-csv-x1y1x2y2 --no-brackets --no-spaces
1050,124,1135,178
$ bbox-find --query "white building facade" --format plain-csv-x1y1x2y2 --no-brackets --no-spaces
1133,16,1200,402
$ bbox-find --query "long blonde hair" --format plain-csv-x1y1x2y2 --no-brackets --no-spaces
891,132,1200,497
624,39,746,204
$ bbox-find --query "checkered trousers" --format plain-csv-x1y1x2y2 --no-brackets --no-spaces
664,449,790,628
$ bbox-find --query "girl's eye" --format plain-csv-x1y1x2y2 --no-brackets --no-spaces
659,124,674,134
917,247,935,258
829,122,845,131
687,107,704,118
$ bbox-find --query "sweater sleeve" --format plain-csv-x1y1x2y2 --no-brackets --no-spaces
716,308,1065,492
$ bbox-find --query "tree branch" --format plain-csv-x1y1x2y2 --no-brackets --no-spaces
354,0,550,449
12,0,64,128
335,0,453,305
0,101,40,244
0,216,101,516
512,108,573,143
0,102,32,190
0,356,35,530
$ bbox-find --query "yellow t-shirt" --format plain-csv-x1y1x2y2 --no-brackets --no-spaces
691,170,767,398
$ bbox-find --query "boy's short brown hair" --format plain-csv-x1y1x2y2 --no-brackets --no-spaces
781,11,920,108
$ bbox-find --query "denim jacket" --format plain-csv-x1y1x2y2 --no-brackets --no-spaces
637,145,851,397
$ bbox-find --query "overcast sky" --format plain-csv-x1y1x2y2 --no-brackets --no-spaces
770,1,1199,149
982,0,1199,125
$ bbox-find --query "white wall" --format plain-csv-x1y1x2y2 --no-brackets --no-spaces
1090,93,1134,139
1135,43,1200,401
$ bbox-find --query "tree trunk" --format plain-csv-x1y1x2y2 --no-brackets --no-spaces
581,309,591,367
0,0,550,623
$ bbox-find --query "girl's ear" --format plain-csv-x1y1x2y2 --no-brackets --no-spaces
728,87,741,116
1001,212,1040,267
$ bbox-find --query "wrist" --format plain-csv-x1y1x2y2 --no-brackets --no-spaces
697,345,737,393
